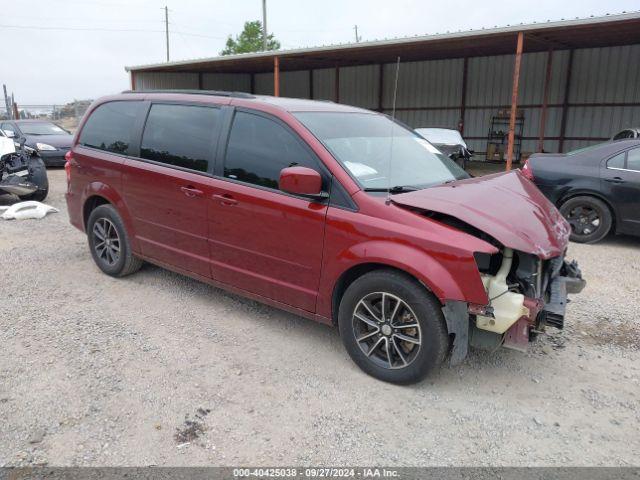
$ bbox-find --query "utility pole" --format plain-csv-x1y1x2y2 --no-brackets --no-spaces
262,0,267,51
2,84,11,120
12,97,19,120
164,6,170,62
354,25,360,42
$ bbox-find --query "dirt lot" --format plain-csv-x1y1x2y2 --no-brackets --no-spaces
1,169,639,467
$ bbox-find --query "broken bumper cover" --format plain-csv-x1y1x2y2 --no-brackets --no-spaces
443,258,586,364
537,259,585,330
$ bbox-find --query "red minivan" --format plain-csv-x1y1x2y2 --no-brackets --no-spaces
65,91,585,384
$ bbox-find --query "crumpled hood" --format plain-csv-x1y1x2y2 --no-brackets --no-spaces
392,170,570,259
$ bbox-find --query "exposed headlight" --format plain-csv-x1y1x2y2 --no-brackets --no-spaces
36,143,57,151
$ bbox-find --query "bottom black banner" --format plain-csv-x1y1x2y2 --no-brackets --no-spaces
1,467,639,480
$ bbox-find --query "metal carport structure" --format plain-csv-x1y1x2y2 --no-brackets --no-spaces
126,11,640,169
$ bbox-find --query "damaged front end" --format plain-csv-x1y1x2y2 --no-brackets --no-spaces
389,170,588,363
0,141,47,198
444,247,586,364
389,170,587,363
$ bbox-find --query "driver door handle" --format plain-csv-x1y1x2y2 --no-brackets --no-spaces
212,193,238,206
605,177,625,184
180,186,204,197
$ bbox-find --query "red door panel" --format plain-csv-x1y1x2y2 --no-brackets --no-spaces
208,179,327,312
122,159,212,277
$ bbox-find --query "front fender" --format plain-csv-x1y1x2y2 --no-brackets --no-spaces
318,240,489,320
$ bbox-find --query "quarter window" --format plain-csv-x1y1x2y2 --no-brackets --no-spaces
627,148,640,172
224,111,317,190
79,101,142,155
140,104,220,173
607,152,626,169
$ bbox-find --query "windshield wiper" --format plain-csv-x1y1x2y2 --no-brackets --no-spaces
363,185,420,193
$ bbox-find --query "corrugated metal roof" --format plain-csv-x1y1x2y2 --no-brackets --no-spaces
126,11,640,73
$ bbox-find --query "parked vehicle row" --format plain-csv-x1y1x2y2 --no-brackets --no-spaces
1,119,73,167
65,91,584,384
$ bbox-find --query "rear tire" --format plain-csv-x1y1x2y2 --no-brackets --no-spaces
338,269,448,384
18,157,49,202
87,204,143,277
559,195,612,243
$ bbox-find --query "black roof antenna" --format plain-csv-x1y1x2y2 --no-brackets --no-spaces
386,56,401,206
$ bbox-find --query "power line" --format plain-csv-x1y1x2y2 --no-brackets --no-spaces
0,24,164,33
0,23,224,39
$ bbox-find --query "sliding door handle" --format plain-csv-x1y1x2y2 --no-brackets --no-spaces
212,193,238,206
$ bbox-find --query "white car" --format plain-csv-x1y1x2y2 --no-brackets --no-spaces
415,127,473,170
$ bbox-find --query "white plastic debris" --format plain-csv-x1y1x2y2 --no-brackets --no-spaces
0,201,59,220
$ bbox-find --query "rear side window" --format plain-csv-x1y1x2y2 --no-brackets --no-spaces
627,147,640,172
607,152,625,169
224,111,317,190
140,104,220,173
79,101,141,155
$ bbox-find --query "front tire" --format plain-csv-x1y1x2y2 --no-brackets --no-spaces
87,204,143,277
338,270,448,384
559,195,612,243
18,157,49,202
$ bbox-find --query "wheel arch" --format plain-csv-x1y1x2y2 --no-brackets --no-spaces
332,263,416,326
81,182,140,252
328,242,484,326
83,195,111,230
557,189,617,232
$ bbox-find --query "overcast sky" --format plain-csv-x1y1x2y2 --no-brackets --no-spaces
2,0,638,104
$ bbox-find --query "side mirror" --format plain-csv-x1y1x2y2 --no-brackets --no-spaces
3,130,15,138
279,166,327,199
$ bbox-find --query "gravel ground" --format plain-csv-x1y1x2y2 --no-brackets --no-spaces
0,169,638,467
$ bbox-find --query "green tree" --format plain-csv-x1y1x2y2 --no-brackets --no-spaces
220,20,280,55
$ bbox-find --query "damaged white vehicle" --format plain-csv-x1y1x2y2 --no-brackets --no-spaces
0,130,49,202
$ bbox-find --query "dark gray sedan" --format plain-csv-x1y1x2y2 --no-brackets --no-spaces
0,120,72,166
522,139,640,243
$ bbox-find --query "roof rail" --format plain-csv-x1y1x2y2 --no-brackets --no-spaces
121,89,255,99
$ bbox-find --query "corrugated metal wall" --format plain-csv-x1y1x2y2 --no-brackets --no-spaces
201,73,251,92
132,44,640,156
312,68,335,101
134,72,198,90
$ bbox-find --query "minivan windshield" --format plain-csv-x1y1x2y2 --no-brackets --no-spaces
295,112,468,191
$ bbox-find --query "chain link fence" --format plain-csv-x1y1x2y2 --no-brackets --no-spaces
0,101,91,133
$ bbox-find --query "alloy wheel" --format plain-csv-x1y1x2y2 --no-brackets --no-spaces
352,292,422,370
92,218,121,266
566,205,600,237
